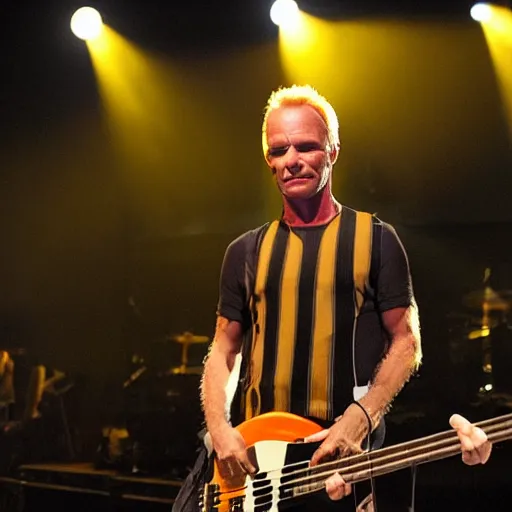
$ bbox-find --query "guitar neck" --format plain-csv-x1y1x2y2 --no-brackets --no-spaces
290,412,512,499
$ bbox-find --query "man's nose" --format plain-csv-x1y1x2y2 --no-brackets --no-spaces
284,147,301,173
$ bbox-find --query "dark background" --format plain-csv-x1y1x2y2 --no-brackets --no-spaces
0,0,511,482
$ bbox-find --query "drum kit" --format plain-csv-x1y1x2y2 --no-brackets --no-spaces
122,331,211,476
449,270,512,404
165,331,210,376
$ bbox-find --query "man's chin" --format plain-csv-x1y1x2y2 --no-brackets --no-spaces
280,182,318,200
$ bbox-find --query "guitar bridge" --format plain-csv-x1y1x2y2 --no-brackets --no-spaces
202,483,220,511
229,496,245,511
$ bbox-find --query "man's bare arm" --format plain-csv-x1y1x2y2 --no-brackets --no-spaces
310,303,421,469
201,316,243,436
201,316,256,475
359,303,422,429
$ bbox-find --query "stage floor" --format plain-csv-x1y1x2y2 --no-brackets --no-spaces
0,461,182,511
0,447,510,512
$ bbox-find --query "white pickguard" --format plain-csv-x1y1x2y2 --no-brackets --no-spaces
243,440,290,511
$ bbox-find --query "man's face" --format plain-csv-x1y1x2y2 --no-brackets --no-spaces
266,104,337,200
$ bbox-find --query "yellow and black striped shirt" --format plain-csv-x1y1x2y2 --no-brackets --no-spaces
218,207,413,424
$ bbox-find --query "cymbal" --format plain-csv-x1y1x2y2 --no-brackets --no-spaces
0,348,27,356
167,365,203,376
169,332,210,344
462,287,512,311
467,327,491,340
447,312,500,327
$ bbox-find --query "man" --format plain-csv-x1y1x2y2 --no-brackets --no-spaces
174,85,491,511
0,351,15,417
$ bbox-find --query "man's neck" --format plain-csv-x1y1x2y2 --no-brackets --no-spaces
281,188,340,227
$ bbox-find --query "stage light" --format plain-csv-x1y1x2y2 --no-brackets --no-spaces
470,3,493,22
70,7,103,41
270,0,300,28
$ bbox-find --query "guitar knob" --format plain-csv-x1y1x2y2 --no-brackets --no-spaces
230,496,245,511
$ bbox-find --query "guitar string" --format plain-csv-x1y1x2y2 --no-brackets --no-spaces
214,417,512,503
252,423,512,507
214,424,506,511
213,432,460,503
213,416,512,505
214,412,512,497
230,424,512,511
257,413,512,482
214,429,508,508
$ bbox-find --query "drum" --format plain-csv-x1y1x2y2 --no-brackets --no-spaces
123,371,203,476
490,323,512,396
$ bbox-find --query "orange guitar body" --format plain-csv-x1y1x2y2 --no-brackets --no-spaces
205,412,323,512
235,411,323,446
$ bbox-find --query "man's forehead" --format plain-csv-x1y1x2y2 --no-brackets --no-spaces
268,104,325,123
267,104,329,142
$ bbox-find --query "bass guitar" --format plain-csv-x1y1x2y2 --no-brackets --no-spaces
201,410,512,511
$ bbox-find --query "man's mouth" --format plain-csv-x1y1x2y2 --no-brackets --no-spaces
284,175,314,182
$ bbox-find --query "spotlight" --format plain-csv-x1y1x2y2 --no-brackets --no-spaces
270,0,300,28
70,6,103,41
470,3,493,22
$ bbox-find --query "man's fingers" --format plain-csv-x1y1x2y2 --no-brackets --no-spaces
304,429,330,443
306,430,331,465
449,414,472,435
450,414,476,450
237,450,257,475
477,441,492,464
472,427,492,464
472,426,489,446
325,472,352,501
311,437,362,466
310,447,324,466
218,451,256,478
449,414,492,465
462,451,479,466
311,442,335,466
218,458,236,479
449,413,489,447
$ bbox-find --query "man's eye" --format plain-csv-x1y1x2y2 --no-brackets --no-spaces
296,143,319,152
268,147,288,158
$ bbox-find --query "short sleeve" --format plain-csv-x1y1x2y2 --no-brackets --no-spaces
216,235,249,325
375,223,415,312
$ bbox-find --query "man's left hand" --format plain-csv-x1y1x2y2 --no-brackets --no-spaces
304,403,371,501
449,414,492,465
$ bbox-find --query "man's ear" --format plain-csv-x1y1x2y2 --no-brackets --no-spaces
330,144,340,165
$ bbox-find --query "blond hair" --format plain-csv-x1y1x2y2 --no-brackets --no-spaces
261,84,340,160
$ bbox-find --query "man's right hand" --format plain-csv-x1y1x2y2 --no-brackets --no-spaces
211,424,257,479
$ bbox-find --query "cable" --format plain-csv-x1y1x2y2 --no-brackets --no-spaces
409,464,418,512
351,401,377,512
